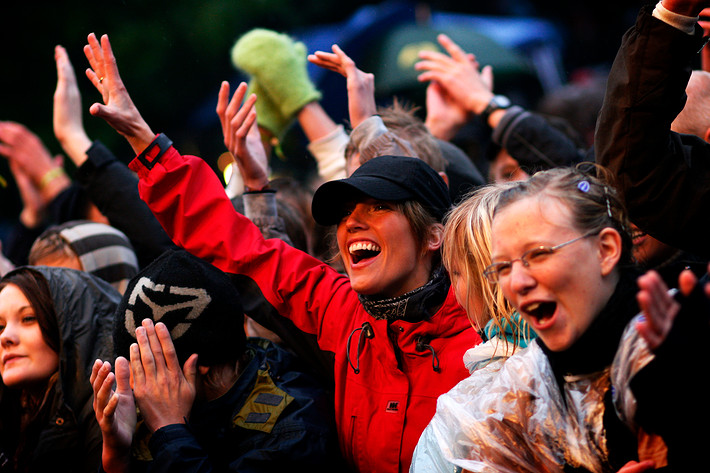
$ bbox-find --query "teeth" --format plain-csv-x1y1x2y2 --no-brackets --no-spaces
525,302,541,313
349,241,381,254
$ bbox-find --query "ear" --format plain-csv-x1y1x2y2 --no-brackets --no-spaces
198,365,210,376
704,126,710,143
426,223,445,252
438,171,449,187
597,227,623,277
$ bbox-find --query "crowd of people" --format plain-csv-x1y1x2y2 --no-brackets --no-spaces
0,0,708,471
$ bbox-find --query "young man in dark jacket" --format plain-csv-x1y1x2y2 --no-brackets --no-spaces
91,248,344,473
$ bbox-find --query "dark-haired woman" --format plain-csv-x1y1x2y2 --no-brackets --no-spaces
0,266,119,472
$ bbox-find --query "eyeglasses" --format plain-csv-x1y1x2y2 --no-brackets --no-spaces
483,231,598,283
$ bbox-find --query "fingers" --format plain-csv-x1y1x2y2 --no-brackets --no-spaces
55,45,77,86
182,353,199,388
114,356,132,392
84,33,105,92
437,33,469,62
678,267,698,296
636,270,679,350
480,65,494,91
216,81,230,135
91,359,115,419
155,322,181,374
137,318,166,379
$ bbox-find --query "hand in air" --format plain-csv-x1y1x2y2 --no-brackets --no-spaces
216,81,270,191
83,33,155,153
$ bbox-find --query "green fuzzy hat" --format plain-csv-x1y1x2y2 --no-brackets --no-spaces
232,28,321,137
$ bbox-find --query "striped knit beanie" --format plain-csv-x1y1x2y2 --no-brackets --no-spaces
32,220,139,294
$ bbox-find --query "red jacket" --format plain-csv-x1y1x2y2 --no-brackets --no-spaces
129,141,481,473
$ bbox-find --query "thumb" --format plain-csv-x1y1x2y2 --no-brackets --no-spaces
481,65,494,91
183,353,199,386
52,154,65,168
89,102,109,118
678,268,698,296
114,356,132,393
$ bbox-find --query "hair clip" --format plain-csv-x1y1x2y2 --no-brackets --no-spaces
577,180,590,193
603,186,613,218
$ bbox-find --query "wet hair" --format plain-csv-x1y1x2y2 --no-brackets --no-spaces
345,99,447,174
442,184,515,330
0,268,60,355
494,164,634,267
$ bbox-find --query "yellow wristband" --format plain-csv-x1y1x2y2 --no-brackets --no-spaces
39,167,67,190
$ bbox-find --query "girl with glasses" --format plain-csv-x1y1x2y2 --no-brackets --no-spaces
412,165,702,472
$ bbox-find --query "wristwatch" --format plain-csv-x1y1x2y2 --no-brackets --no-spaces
479,95,512,125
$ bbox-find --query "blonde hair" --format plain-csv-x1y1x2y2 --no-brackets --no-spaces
442,183,520,338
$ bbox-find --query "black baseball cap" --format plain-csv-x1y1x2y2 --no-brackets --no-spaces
311,155,451,225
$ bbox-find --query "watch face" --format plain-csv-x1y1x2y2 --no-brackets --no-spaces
493,95,511,108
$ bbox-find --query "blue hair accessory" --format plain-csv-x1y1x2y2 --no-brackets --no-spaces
577,180,590,193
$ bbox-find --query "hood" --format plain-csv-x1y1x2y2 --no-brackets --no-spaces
29,266,121,407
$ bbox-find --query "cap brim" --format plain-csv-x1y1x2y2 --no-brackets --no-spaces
311,176,414,225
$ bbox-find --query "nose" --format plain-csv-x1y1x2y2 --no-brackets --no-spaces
344,204,368,231
505,260,536,296
0,323,18,347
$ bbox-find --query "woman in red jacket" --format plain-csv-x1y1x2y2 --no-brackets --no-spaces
81,33,481,473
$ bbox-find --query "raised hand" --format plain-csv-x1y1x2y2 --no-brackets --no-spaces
308,45,376,128
635,270,680,350
90,357,136,473
130,319,198,433
415,34,495,116
83,33,155,154
424,80,471,141
0,121,70,203
53,44,92,167
216,81,270,191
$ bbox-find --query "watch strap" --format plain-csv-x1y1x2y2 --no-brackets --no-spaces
136,134,173,170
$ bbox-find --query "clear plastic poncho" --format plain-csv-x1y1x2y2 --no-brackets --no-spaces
410,315,656,473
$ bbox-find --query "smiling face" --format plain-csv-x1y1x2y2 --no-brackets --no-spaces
336,198,437,298
490,195,620,351
0,284,59,388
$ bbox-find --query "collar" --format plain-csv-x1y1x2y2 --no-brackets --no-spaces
358,266,450,322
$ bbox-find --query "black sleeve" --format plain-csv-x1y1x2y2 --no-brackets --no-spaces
595,6,710,258
75,140,176,268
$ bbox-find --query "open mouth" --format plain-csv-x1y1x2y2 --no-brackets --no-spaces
349,241,381,264
630,229,647,245
522,301,557,324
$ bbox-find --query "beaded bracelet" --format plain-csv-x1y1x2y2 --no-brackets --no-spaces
39,167,67,190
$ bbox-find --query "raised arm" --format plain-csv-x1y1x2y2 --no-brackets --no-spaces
594,0,710,258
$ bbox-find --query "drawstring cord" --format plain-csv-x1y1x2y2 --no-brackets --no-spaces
346,322,374,374
416,337,441,372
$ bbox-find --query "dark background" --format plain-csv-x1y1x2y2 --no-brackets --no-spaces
0,0,646,239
